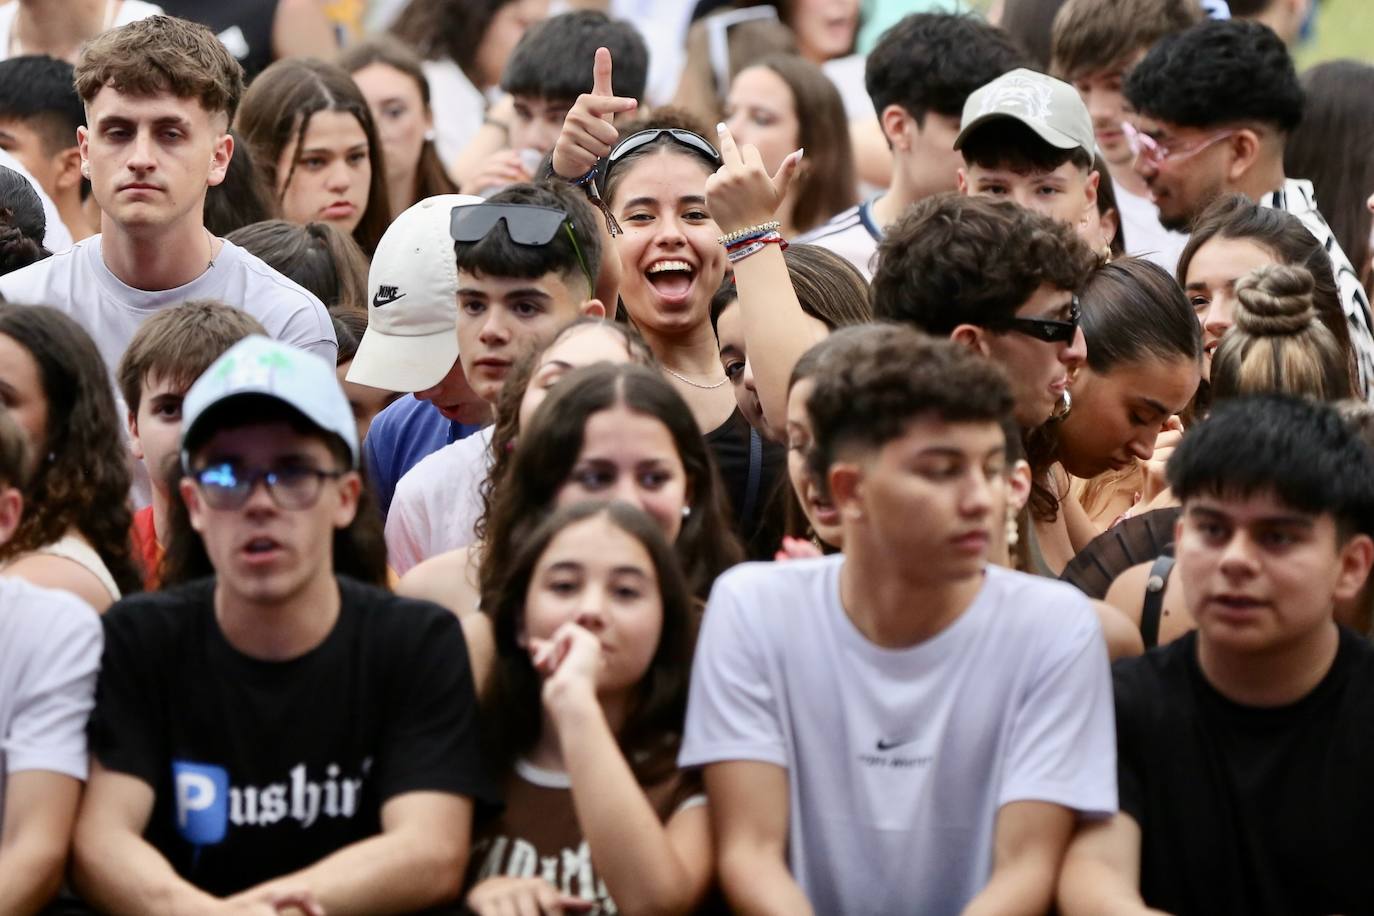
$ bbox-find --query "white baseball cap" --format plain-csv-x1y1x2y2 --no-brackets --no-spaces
181,336,360,470
346,193,482,392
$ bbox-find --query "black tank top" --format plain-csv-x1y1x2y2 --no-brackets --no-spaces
158,0,278,82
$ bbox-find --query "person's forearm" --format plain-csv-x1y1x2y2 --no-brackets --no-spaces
718,850,813,916
734,246,829,428
1057,859,1160,916
72,828,222,916
961,859,1057,916
555,690,704,914
242,824,465,915
0,843,67,916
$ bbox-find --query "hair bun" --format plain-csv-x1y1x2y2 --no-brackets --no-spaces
1234,264,1317,336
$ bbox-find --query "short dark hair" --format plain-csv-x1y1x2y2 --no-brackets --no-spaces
501,10,649,103
1080,257,1201,374
872,194,1096,333
227,220,370,311
1050,0,1203,83
864,13,1026,124
116,299,265,415
455,181,602,290
0,55,84,155
1124,19,1303,133
959,118,1094,174
806,324,1015,494
1168,393,1374,538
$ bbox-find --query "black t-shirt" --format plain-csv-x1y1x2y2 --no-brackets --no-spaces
156,0,278,81
704,407,785,558
88,576,494,897
1113,628,1374,916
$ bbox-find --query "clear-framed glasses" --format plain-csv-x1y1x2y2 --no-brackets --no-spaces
192,462,346,511
983,297,1082,344
1121,121,1237,166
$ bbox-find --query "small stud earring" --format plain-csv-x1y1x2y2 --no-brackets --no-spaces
424,128,436,142
681,506,692,519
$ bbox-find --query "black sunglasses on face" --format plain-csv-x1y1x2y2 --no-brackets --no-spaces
586,128,722,235
984,297,1081,344
449,203,595,295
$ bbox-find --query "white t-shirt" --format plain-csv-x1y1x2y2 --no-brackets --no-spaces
423,58,489,170
795,197,883,281
385,426,494,575
0,0,163,62
0,576,103,825
1114,181,1189,276
0,148,73,254
680,557,1117,915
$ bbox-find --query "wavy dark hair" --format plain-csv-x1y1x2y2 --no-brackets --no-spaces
480,362,742,608
483,500,696,784
0,305,138,594
227,220,370,311
0,167,48,277
475,318,655,545
160,399,387,588
338,33,461,210
235,58,392,256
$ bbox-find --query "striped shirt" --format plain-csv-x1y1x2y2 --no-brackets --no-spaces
1263,178,1374,401
796,197,884,281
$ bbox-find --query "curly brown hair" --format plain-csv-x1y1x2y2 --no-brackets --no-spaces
0,305,139,594
74,15,244,121
804,323,1016,499
872,193,1097,334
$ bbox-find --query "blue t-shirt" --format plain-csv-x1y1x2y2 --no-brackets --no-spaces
364,397,484,519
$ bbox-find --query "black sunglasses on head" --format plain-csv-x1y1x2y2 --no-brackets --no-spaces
983,297,1081,344
449,203,594,294
583,128,722,235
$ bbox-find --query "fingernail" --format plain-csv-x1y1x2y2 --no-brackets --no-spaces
716,121,727,134
794,147,805,159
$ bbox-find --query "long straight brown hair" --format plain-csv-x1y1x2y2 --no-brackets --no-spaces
235,58,392,256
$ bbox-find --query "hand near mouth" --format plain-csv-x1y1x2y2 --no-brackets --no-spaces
705,122,803,234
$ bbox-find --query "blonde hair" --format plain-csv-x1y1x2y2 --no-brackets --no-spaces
1211,264,1354,402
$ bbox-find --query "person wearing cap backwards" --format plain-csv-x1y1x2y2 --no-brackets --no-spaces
69,336,493,914
346,193,490,519
955,68,1113,257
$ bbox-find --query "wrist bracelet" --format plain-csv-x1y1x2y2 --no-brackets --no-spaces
727,232,787,264
718,220,781,247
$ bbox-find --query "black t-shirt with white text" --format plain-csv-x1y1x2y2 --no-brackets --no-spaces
1114,628,1374,916
88,576,493,897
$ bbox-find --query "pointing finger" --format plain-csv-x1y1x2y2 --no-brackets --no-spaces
592,47,614,99
715,121,741,167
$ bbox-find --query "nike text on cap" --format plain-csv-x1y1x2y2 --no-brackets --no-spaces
180,335,361,471
954,68,1096,159
345,193,484,394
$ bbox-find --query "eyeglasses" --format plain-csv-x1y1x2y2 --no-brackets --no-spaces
1121,121,1237,166
983,297,1081,344
192,462,346,511
588,128,723,236
450,203,595,296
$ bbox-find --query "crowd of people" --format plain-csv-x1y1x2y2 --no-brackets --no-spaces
0,0,1372,913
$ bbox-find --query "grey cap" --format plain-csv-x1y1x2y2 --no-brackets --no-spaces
955,68,1095,158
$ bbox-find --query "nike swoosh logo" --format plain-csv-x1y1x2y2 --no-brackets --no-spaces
372,291,406,308
875,738,915,752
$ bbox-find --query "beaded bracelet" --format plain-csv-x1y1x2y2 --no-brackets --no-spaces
718,220,781,247
726,231,788,264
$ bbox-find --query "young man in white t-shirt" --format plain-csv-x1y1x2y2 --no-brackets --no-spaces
0,15,336,428
384,182,605,574
680,325,1117,915
0,409,103,914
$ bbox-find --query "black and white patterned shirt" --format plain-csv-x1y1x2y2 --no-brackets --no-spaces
1263,178,1374,400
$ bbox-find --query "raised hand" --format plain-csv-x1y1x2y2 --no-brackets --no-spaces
530,622,603,711
551,47,638,180
705,122,802,235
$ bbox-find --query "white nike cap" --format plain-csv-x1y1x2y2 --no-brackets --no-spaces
346,193,482,393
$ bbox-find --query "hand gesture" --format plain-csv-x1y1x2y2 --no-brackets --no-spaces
1141,416,1184,506
225,886,325,916
705,122,802,235
461,149,534,195
466,875,595,916
551,47,638,180
774,536,822,562
530,622,603,711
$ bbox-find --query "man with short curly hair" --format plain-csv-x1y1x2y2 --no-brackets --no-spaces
797,13,1025,279
682,325,1117,914
872,194,1095,430
1124,17,1374,398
